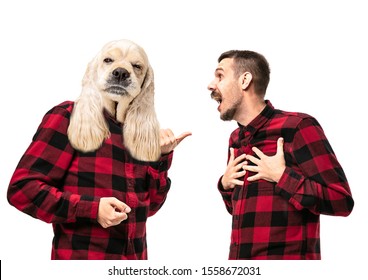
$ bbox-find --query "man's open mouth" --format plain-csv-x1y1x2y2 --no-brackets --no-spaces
211,91,222,104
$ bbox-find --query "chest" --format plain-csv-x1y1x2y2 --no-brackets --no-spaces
231,123,296,169
63,129,149,194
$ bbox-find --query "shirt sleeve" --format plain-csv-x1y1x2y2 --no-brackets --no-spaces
146,151,173,216
218,139,236,215
7,104,100,224
275,117,354,216
218,176,234,215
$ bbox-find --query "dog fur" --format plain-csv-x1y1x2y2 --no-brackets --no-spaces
67,39,161,161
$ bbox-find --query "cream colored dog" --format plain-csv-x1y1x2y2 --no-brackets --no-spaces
67,39,161,161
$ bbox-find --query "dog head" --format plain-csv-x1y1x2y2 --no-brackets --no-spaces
90,39,151,106
68,39,161,161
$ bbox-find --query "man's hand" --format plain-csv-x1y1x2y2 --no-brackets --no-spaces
160,129,192,155
221,148,247,190
243,137,286,183
97,197,131,228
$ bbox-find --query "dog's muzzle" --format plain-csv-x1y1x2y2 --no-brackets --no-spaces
112,67,130,83
105,67,132,95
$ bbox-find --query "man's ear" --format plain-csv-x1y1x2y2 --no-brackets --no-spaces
240,72,252,90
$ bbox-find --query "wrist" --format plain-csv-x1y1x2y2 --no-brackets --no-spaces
273,167,286,183
221,177,230,191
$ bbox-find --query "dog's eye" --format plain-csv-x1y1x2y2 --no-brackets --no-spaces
132,64,142,70
103,58,114,64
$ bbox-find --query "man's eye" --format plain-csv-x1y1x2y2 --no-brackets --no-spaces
103,58,114,64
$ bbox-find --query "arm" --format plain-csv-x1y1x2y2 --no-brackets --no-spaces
244,118,354,216
147,129,191,216
278,118,353,216
7,104,100,224
218,148,247,214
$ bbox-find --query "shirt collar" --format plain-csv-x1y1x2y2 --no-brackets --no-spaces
103,108,124,129
238,100,275,139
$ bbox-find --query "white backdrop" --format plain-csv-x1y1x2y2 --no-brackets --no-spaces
1,0,367,279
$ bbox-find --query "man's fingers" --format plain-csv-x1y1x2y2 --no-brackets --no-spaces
109,203,129,225
233,169,246,179
277,137,284,155
160,129,176,143
251,138,284,159
110,197,131,213
114,211,128,221
251,146,265,159
98,198,130,228
117,204,131,214
247,174,261,182
232,179,245,187
176,131,192,144
160,129,192,155
115,200,131,214
242,164,258,173
235,160,247,171
233,154,246,166
245,154,260,165
229,148,236,162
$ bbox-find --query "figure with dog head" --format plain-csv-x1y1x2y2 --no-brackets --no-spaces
7,39,191,260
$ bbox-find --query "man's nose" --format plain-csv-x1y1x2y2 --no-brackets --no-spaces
207,80,216,91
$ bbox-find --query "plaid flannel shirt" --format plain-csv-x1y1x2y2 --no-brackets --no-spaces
219,100,354,260
7,101,172,260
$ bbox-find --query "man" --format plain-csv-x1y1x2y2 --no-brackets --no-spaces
208,50,354,260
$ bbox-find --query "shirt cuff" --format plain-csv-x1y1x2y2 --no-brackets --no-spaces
149,151,173,172
275,166,304,199
75,195,100,221
218,176,234,194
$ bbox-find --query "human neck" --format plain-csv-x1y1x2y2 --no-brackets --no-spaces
236,98,266,127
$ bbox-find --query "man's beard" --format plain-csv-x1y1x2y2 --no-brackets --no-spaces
221,107,237,121
220,100,241,121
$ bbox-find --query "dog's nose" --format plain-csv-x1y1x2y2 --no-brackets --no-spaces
112,67,130,82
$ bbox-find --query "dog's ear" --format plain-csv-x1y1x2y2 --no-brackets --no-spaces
67,60,110,152
123,65,161,161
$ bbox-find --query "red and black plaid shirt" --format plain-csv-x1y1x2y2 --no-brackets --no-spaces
7,101,173,260
219,100,354,260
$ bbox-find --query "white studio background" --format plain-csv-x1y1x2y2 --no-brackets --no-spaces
0,0,366,279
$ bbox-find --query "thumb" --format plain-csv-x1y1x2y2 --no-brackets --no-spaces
277,137,284,155
229,147,235,161
114,211,126,219
111,198,131,213
175,131,192,144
